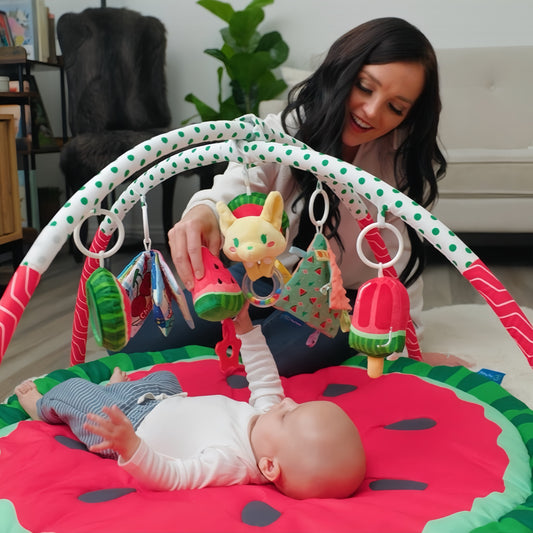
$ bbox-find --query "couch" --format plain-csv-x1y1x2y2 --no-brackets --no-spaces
260,46,533,234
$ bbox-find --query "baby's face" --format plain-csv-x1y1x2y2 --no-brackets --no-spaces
252,397,301,454
251,399,366,499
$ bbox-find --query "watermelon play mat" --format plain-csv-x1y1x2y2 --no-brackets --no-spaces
1,115,533,532
0,346,532,533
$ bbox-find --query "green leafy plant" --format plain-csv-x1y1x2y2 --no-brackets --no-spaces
184,0,289,122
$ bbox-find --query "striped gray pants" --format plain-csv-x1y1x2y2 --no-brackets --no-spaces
36,370,182,458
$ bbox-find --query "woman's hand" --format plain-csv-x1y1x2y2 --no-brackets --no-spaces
85,405,141,461
168,204,221,290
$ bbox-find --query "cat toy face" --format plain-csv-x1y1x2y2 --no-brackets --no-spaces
217,191,287,281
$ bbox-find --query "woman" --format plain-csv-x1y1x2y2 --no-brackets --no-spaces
122,17,446,376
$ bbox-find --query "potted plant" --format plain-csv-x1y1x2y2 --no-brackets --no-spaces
184,0,289,122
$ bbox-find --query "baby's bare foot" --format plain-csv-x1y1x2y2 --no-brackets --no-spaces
14,380,43,420
108,367,129,385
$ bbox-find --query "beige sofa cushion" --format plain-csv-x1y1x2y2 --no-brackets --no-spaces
260,49,533,232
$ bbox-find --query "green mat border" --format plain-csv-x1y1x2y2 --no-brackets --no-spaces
1,349,532,532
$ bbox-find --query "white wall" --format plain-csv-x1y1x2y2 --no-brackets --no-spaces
36,0,533,236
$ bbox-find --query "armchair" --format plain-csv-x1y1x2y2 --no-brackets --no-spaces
57,7,177,256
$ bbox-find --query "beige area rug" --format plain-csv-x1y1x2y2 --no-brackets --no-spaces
419,304,533,409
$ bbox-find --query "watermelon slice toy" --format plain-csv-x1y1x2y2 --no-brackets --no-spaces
349,276,410,378
191,247,245,322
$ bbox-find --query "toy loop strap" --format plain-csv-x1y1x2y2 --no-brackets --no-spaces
73,208,125,264
356,220,404,271
309,182,329,233
140,195,152,251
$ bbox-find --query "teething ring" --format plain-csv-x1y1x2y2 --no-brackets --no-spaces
73,209,125,260
242,268,284,307
356,221,404,270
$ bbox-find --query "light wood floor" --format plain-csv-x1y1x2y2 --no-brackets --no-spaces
1,240,532,400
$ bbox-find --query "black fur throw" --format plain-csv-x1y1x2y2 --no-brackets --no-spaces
57,7,171,136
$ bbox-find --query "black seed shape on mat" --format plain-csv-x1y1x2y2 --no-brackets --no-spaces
322,383,357,397
384,417,437,430
370,479,428,491
55,435,89,451
241,500,282,527
226,374,249,389
78,488,137,503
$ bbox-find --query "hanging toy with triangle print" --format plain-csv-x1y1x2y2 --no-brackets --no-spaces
274,183,351,337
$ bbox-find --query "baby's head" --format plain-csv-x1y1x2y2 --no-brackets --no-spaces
250,398,366,499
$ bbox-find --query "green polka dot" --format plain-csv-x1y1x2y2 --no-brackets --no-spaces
321,159,329,166
127,155,134,161
465,247,472,254
111,167,118,174
395,200,403,208
340,168,347,174
449,244,457,252
66,216,74,224
81,197,88,205
377,189,384,197
358,177,365,184
414,213,422,221
432,228,440,235
144,145,152,151
178,131,185,137
95,181,102,188
303,153,310,160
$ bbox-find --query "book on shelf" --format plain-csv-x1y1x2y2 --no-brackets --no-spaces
0,9,14,46
0,0,55,62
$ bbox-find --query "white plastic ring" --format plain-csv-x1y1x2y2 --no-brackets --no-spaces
356,221,404,270
73,209,125,260
242,268,284,307
309,186,329,229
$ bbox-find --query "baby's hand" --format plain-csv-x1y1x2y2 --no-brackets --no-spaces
233,302,253,336
85,405,141,461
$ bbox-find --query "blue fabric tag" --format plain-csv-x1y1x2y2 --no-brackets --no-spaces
477,368,505,384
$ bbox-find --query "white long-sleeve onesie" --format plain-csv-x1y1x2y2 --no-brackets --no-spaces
119,325,284,491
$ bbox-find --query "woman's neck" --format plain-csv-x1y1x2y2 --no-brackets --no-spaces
341,144,359,162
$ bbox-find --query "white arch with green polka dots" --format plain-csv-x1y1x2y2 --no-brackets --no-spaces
24,114,475,275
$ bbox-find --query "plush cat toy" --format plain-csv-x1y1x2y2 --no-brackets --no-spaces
216,191,288,281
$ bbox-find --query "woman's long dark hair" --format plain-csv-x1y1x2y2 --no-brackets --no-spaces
281,17,446,287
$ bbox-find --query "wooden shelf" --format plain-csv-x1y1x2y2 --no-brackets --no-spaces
0,47,67,229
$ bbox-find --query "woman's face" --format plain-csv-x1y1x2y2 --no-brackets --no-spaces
341,61,425,159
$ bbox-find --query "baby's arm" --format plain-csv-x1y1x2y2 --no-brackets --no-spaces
84,405,141,461
120,442,252,491
233,305,285,410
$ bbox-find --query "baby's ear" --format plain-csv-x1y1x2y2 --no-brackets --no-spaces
258,456,281,483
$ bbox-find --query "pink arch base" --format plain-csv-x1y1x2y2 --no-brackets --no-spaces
0,266,41,364
464,259,533,366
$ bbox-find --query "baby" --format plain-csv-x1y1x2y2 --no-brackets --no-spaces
15,306,365,499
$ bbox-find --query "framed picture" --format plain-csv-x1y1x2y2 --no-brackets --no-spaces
0,1,38,58
0,9,14,46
